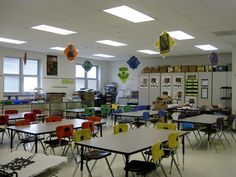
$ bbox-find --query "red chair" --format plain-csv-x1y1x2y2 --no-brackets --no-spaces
5,110,18,114
15,119,45,151
44,124,75,158
0,115,9,143
82,121,98,137
32,109,42,114
87,115,101,122
24,112,37,123
46,116,63,123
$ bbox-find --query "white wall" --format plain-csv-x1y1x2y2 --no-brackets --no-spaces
108,54,232,94
0,47,111,100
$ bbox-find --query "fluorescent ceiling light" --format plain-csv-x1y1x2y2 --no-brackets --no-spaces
96,40,127,46
103,5,155,23
169,31,195,40
0,37,26,44
137,50,159,55
31,24,76,35
93,54,115,58
195,44,218,51
50,47,65,51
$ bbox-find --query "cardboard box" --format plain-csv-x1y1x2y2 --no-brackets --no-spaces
150,66,159,73
174,65,182,72
197,65,205,72
204,65,213,72
159,66,167,73
47,92,66,103
188,65,197,72
141,67,151,73
182,65,189,72
167,66,174,73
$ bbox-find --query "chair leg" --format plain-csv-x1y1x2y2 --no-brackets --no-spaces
229,131,236,143
110,154,117,166
221,132,231,147
186,134,194,150
105,157,114,177
160,164,168,177
172,155,182,177
86,161,93,177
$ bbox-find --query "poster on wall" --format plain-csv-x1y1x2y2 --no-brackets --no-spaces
150,77,158,88
139,76,148,88
118,66,129,83
47,55,58,76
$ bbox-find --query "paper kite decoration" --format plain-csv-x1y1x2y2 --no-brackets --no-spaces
155,30,175,58
127,56,140,70
64,44,78,62
23,51,27,65
82,60,93,72
118,66,129,83
208,51,219,67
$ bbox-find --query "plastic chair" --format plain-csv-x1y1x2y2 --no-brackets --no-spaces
111,103,118,112
32,109,42,114
5,110,18,114
46,116,63,123
156,123,177,130
101,104,110,118
24,112,37,123
162,131,182,177
225,115,236,143
130,111,150,128
44,124,75,159
125,140,167,177
137,105,147,111
123,105,132,112
82,121,98,137
0,115,9,143
73,129,114,177
15,119,45,151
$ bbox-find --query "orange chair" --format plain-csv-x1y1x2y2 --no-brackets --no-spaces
44,124,75,158
82,121,98,137
15,119,45,151
5,110,18,114
24,112,37,123
0,115,9,143
87,115,101,122
46,116,63,123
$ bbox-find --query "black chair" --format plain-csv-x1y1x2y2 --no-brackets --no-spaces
125,140,167,177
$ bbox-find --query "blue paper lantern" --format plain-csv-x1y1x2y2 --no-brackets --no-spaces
127,56,140,70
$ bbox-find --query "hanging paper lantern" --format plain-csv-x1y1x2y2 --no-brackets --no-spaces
155,30,175,58
82,60,93,72
64,44,78,62
208,51,219,67
127,56,140,70
118,66,129,83
23,51,27,65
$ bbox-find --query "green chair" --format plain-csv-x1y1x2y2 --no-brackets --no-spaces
123,105,132,112
85,108,95,116
101,105,110,118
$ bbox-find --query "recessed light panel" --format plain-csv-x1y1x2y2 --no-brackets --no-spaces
96,40,127,46
32,24,76,35
195,45,218,51
137,50,159,55
169,31,195,40
103,5,155,23
50,47,65,51
0,37,26,44
93,54,115,58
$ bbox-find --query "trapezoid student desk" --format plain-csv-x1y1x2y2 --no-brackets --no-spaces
64,107,101,118
7,119,106,153
76,127,187,177
1,112,48,122
112,110,160,125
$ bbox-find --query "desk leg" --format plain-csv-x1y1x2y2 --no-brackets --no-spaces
114,115,117,125
182,135,185,170
10,129,13,151
35,135,38,153
100,125,103,137
80,146,84,171
125,154,129,177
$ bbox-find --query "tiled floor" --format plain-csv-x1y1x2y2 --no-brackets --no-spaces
1,118,236,177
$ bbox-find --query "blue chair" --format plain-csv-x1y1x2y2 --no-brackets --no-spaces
130,111,150,128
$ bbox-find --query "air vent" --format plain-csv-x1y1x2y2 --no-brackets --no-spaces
213,30,236,36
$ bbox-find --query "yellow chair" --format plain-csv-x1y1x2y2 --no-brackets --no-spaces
110,124,129,166
113,123,128,134
73,129,114,177
125,140,167,177
111,103,118,111
156,122,177,130
163,131,182,177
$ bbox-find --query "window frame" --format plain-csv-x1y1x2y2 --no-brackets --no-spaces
3,56,40,96
75,64,98,91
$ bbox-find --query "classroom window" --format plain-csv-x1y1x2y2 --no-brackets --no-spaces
3,57,40,95
75,64,98,91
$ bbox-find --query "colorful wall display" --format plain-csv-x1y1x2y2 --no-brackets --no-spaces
118,66,129,83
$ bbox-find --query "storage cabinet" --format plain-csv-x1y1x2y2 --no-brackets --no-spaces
105,84,117,104
220,87,232,107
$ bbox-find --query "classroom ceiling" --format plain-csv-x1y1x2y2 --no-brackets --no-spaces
1,0,236,61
